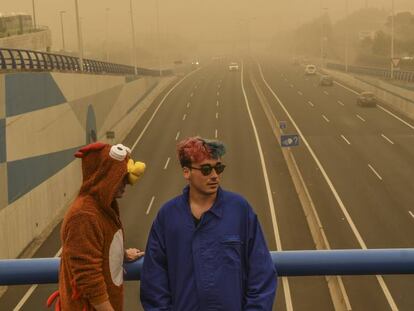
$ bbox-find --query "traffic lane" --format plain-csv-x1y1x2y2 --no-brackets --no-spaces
262,62,414,242
280,60,414,138
253,62,397,310
243,63,334,310
217,63,284,310
260,60,414,224
122,70,223,310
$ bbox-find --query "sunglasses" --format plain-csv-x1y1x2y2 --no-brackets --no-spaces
189,163,226,176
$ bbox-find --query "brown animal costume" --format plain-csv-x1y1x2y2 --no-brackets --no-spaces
47,142,145,310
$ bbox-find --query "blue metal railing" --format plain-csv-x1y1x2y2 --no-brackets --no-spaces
327,62,414,83
0,48,173,77
1,249,413,286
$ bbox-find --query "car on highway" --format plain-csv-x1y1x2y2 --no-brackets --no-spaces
319,75,333,86
357,91,377,107
228,62,239,71
304,64,317,75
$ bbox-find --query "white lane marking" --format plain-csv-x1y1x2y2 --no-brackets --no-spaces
175,131,180,141
215,129,218,138
297,91,303,96
218,84,221,89
322,114,330,123
131,68,201,151
13,248,62,311
187,102,191,108
163,157,171,170
289,84,294,88
216,100,219,107
409,211,414,219
216,112,219,119
341,135,351,145
356,114,366,122
377,105,414,130
190,92,194,97
217,91,220,96
182,113,187,121
381,134,394,145
368,164,383,181
337,100,344,106
334,79,414,131
323,90,329,95
146,196,155,215
308,101,314,107
258,62,398,310
243,62,293,311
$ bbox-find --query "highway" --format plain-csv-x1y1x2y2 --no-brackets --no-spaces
1,56,413,310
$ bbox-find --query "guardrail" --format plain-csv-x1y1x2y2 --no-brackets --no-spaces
0,48,173,77
327,63,414,83
1,249,413,285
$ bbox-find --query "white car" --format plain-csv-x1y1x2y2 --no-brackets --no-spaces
305,64,317,75
228,62,239,71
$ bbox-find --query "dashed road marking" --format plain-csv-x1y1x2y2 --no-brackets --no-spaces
215,129,218,138
182,113,187,121
341,135,351,145
381,134,394,145
322,114,330,122
356,114,366,122
323,90,329,95
368,164,383,181
308,101,314,107
175,131,180,141
146,196,155,215
337,100,344,106
163,157,171,170
297,91,303,96
187,102,191,108
216,112,219,119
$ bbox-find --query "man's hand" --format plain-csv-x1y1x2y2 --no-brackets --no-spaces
124,248,145,262
92,300,115,311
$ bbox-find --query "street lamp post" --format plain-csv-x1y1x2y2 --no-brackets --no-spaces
320,8,328,67
105,8,110,62
345,0,349,72
155,0,162,76
129,0,138,75
32,0,37,30
59,11,66,51
74,0,84,71
390,0,395,79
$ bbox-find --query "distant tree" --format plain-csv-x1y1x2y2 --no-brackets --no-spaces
372,30,389,56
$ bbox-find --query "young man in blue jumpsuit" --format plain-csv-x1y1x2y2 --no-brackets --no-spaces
141,137,277,310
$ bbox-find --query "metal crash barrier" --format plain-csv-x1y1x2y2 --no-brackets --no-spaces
327,63,414,83
0,48,173,76
1,249,413,286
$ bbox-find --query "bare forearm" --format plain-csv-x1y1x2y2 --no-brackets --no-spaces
92,300,115,311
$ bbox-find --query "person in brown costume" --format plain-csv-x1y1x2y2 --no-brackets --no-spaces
47,142,146,311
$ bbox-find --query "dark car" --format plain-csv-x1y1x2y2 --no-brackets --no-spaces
319,75,333,86
357,91,377,107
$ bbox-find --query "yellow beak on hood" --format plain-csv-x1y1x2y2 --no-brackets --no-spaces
127,159,146,185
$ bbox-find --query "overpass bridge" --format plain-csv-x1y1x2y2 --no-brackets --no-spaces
0,48,413,310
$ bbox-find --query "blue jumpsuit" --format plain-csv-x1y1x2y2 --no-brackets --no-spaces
141,186,277,310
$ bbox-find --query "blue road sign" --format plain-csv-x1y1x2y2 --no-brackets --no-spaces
279,121,287,129
281,134,299,147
